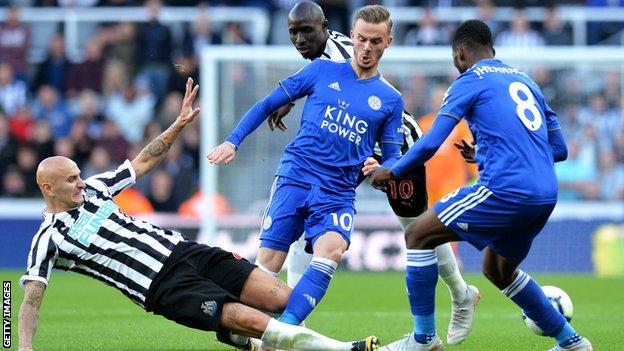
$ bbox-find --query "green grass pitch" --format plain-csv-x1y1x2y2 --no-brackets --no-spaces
2,270,622,350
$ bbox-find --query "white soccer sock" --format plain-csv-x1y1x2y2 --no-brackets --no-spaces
286,235,313,289
261,318,355,351
398,216,467,302
255,260,280,277
436,242,467,302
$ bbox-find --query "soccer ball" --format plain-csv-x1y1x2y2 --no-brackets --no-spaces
522,285,574,336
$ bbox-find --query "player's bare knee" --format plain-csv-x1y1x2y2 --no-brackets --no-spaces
316,247,344,263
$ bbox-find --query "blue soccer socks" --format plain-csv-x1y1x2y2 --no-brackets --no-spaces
406,249,439,344
279,257,337,325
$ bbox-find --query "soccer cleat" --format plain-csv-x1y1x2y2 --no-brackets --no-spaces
381,333,443,351
548,337,593,351
447,285,480,345
236,337,275,351
351,335,380,351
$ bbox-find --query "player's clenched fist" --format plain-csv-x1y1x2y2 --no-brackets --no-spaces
368,167,394,191
207,142,236,165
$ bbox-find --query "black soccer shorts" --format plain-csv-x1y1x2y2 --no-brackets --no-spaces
145,241,256,333
357,157,428,218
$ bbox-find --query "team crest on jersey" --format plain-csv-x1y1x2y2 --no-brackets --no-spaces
368,95,381,110
201,300,218,316
263,216,272,230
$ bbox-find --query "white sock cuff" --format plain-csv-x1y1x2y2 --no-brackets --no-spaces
255,261,279,277
310,257,337,276
406,249,437,267
501,269,531,298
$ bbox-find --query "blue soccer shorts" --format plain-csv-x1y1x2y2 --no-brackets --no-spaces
259,176,355,253
433,185,556,261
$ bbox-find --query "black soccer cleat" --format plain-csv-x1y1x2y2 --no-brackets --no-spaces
352,335,380,351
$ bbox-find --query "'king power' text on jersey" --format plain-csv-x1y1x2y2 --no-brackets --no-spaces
438,59,560,204
278,59,404,194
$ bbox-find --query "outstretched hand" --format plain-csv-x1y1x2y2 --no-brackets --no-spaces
175,78,201,127
267,103,294,131
454,138,476,164
207,142,236,165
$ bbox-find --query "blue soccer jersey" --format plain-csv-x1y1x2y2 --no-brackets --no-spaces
277,59,404,193
438,59,560,203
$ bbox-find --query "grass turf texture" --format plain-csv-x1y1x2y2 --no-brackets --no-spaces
1,271,622,350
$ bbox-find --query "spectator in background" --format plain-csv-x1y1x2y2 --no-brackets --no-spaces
0,115,17,180
102,59,130,97
148,169,180,212
542,7,573,45
15,146,39,196
496,9,545,48
598,151,624,200
1,166,27,198
185,10,220,57
31,120,54,161
82,145,112,178
220,22,252,45
103,22,138,77
157,91,183,128
556,133,599,200
53,137,76,159
404,9,448,46
181,125,200,171
9,107,33,143
32,34,71,94
66,38,105,97
73,89,105,138
136,0,172,101
105,84,155,144
0,62,27,117
96,120,129,163
0,5,30,80
32,85,73,138
476,0,501,37
168,51,199,95
68,118,95,165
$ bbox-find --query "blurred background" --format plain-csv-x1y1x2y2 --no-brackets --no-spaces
0,0,622,275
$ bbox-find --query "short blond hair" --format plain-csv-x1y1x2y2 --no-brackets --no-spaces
353,5,393,33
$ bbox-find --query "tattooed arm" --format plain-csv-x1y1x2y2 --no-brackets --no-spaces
131,78,200,179
18,281,46,351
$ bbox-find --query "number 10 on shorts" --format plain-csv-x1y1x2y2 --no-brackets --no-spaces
330,212,353,231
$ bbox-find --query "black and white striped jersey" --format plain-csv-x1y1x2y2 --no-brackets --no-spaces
319,30,422,156
321,30,354,61
19,160,184,308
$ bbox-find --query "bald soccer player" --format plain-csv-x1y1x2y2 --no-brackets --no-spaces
17,78,379,351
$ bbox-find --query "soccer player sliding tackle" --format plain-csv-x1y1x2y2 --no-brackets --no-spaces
267,1,479,346
209,4,410,350
367,20,593,351
17,78,376,351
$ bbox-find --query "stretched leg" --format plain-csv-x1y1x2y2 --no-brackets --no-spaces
279,232,346,325
219,303,378,351
483,249,591,350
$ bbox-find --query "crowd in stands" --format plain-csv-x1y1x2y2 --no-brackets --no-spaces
0,0,622,213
